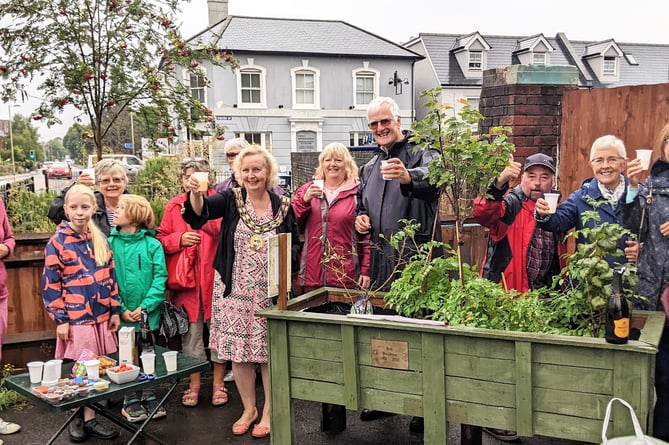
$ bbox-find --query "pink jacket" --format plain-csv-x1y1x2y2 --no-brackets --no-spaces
0,198,15,301
292,178,370,289
157,190,219,322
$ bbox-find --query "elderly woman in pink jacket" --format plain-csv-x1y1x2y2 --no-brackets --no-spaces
292,143,371,293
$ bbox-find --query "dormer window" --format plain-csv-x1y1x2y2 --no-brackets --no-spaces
469,51,482,70
603,56,616,76
532,53,547,65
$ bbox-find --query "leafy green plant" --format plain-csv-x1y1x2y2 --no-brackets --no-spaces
0,364,26,411
544,201,639,337
129,156,183,225
410,88,515,281
6,185,58,233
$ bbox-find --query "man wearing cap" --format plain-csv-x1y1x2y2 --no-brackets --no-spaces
473,153,564,294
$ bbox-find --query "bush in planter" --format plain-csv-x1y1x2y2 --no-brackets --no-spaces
6,185,57,233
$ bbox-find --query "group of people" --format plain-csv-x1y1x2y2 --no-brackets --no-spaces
8,95,669,443
473,127,669,442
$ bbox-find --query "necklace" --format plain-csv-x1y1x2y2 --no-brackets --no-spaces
234,188,291,251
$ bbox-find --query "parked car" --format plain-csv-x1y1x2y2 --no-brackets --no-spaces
47,161,72,179
41,161,54,173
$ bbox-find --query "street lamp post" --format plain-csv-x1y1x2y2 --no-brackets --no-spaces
7,104,17,179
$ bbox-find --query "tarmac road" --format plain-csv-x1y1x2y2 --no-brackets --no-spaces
0,370,589,445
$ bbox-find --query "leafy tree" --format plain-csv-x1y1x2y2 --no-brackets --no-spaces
63,123,95,163
0,0,237,159
44,138,68,163
0,113,40,170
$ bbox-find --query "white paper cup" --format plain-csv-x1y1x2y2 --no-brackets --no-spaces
192,171,209,192
84,359,100,380
42,359,62,385
140,352,156,375
27,361,44,385
544,193,560,214
162,351,178,373
636,149,653,170
312,179,324,197
80,168,95,183
380,160,391,180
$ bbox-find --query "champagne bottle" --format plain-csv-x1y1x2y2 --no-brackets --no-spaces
605,267,630,344
138,309,156,356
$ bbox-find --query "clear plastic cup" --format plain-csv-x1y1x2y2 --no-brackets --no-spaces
192,171,209,192
27,361,44,385
163,351,178,373
140,352,156,375
380,160,391,180
544,193,560,214
312,179,324,197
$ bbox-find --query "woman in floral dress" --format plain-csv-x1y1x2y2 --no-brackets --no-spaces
183,145,300,438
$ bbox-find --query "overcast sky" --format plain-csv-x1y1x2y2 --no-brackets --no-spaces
10,0,667,142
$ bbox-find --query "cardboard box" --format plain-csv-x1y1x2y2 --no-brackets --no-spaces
118,326,136,365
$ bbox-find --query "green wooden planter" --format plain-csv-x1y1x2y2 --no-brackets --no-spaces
259,287,664,445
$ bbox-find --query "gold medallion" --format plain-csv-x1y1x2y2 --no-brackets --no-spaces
250,234,264,251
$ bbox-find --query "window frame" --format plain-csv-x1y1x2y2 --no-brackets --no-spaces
291,65,320,109
352,66,379,108
603,56,617,76
468,51,483,71
236,64,267,109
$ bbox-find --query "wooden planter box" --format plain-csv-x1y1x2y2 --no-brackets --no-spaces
259,287,664,445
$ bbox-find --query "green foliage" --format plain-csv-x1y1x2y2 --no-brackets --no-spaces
0,0,238,156
6,185,57,233
129,156,183,225
0,364,26,411
544,200,639,337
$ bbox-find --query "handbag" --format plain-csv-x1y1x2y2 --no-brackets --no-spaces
601,397,668,445
159,301,190,341
165,246,196,291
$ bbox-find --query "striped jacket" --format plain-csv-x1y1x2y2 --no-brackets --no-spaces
42,222,121,326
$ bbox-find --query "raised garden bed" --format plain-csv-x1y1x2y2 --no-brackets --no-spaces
259,287,664,445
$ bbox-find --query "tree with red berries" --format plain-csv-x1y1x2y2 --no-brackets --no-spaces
0,0,237,159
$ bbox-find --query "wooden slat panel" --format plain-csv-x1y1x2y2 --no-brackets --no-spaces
287,336,342,361
359,388,423,417
444,335,515,359
534,411,606,443
534,388,610,418
533,343,613,369
358,365,423,394
357,326,423,345
515,341,533,437
445,376,515,407
357,342,423,369
534,363,612,393
289,357,343,384
268,320,295,445
341,325,360,410
444,400,515,429
290,379,345,405
287,320,342,341
422,333,448,445
445,352,515,383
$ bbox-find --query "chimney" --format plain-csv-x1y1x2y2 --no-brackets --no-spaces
207,0,229,27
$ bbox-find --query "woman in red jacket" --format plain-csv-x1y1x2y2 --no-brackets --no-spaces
156,159,225,407
292,143,371,293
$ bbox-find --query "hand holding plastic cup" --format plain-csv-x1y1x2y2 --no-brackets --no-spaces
79,168,95,185
84,359,100,380
312,179,324,197
191,171,209,192
140,352,156,375
636,149,653,170
543,193,560,214
162,351,178,373
27,361,44,385
380,160,391,180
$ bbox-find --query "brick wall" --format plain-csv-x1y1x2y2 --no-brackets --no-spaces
290,149,376,192
479,65,578,163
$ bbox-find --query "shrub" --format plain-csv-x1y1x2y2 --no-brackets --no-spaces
6,185,58,233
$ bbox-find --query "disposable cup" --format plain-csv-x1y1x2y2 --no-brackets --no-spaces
27,361,44,385
636,149,653,170
84,359,100,380
192,171,209,192
544,193,560,214
312,179,324,197
80,168,95,183
380,160,391,180
42,359,62,385
140,352,156,375
163,351,178,373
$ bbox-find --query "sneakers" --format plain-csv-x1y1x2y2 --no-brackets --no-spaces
122,398,148,423
483,427,519,442
142,395,167,420
0,418,20,435
224,369,235,382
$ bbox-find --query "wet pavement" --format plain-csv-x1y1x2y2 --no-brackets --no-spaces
0,370,586,445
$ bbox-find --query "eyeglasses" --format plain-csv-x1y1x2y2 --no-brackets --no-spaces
591,157,624,166
98,177,125,185
368,118,393,130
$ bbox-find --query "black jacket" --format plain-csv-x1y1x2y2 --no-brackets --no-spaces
47,184,113,236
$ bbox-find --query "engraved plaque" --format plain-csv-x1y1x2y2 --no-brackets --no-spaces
371,339,409,370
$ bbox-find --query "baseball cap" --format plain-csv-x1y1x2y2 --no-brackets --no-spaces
523,153,555,174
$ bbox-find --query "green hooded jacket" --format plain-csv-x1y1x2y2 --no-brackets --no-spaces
108,227,167,331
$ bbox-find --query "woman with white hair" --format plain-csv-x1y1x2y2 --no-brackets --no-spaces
535,134,638,266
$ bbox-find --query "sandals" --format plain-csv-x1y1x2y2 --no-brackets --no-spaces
181,387,200,407
212,385,228,406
